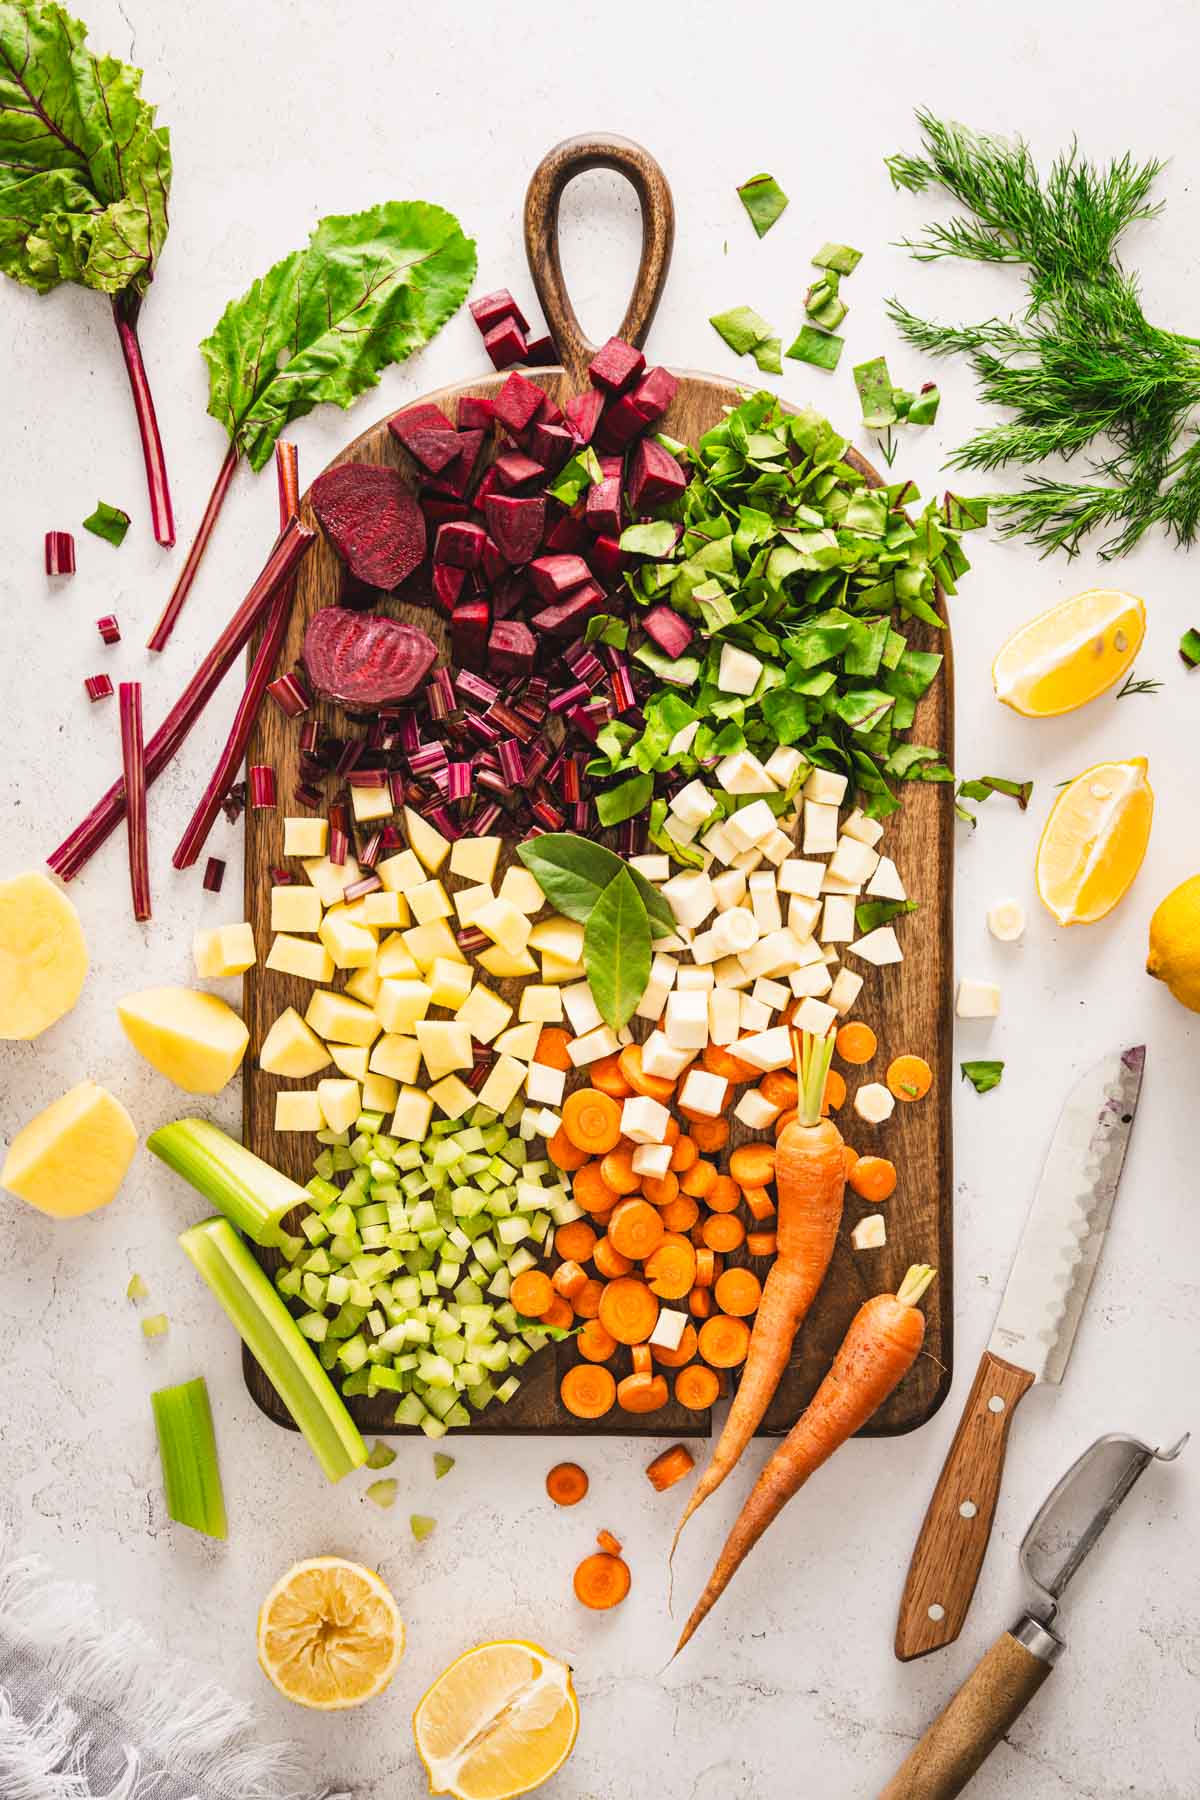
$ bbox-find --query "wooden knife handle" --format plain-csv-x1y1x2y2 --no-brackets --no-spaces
894,1349,1035,1660
879,1623,1058,1800
524,135,675,383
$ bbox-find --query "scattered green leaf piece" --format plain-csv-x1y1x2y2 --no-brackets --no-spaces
365,1479,397,1510
151,1377,227,1540
619,520,679,558
365,1439,397,1470
805,273,848,333
595,772,654,829
955,774,1034,825
856,898,919,933
813,242,863,275
944,493,990,532
583,869,652,1031
126,1273,148,1303
517,833,674,936
853,358,898,430
410,1513,436,1542
1179,628,1200,668
584,614,629,649
785,326,844,371
710,304,777,359
433,1452,456,1479
906,384,941,425
547,445,603,506
737,173,789,238
141,1313,169,1339
1115,671,1162,698
961,1060,1005,1095
753,335,782,375
83,501,131,546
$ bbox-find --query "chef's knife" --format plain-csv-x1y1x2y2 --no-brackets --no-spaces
894,1044,1145,1661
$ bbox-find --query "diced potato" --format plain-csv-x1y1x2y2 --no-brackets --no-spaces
275,1090,324,1132
376,849,426,895
414,1020,473,1079
498,866,545,913
362,1071,399,1114
494,1021,543,1060
375,934,421,980
518,985,563,1024
566,1025,620,1066
427,1073,477,1119
266,934,335,983
678,1068,726,1117
456,984,512,1045
361,890,409,929
475,897,531,957
391,1086,434,1141
283,817,328,858
427,958,473,1009
479,944,538,980
449,835,502,885
453,883,494,927
193,922,257,979
539,951,586,983
528,915,585,960
403,806,450,873
1,1080,136,1216
118,987,248,1094
375,978,433,1035
851,1213,887,1250
0,870,89,1041
477,1055,527,1112
328,1043,370,1081
409,879,453,925
350,783,392,824
402,920,464,971
317,1078,361,1134
303,855,361,908
305,990,380,1047
270,885,323,934
318,908,377,970
259,1007,332,1077
344,964,382,1007
368,1034,422,1084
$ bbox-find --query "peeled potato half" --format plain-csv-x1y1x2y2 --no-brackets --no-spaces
0,870,88,1039
2,1080,137,1217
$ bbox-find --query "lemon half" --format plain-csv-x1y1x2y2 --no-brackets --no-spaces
257,1556,404,1710
993,589,1145,717
414,1639,579,1800
1035,758,1153,926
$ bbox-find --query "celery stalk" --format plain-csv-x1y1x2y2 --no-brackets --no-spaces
151,1376,227,1539
149,1120,305,1256
179,1217,367,1482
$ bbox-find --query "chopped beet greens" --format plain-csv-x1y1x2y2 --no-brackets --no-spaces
736,173,789,238
83,501,131,547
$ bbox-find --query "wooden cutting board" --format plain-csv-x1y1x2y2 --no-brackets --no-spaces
241,135,954,1440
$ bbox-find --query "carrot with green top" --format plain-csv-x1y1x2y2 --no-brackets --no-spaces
673,1031,845,1551
675,1266,937,1653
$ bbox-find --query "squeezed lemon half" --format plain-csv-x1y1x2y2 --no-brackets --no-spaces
257,1556,404,1709
992,589,1145,716
414,1639,579,1800
1035,758,1153,925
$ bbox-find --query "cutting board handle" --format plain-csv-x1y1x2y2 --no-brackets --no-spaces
524,134,675,385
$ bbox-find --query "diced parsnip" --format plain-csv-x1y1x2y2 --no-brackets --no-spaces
629,854,670,881
377,849,427,895
849,927,903,967
707,988,741,1045
303,855,362,908
828,968,864,1014
449,835,501,885
759,828,795,867
362,890,409,929
788,895,823,941
283,817,328,858
270,885,323,934
562,981,602,1036
403,807,450,873
635,979,670,1023
701,819,737,864
408,880,453,925
678,1069,726,1117
427,1074,476,1118
736,1027,794,1071
403,920,465,970
739,995,772,1033
735,1087,781,1131
518,985,562,1024
851,1213,887,1250
778,858,825,898
374,979,433,1035
455,985,512,1045
350,783,391,824
725,800,776,852
688,928,720,965
665,989,709,1050
118,988,249,1094
750,977,787,1011
764,745,806,787
717,643,762,695
676,965,714,991
820,867,861,896
662,870,715,929
375,934,421,979
987,899,1026,942
789,961,833,998
829,836,881,885
748,872,782,933
853,1082,896,1124
648,1307,688,1352
538,951,586,983
259,1008,332,1077
803,800,839,854
716,749,777,794
362,1071,399,1114
632,1142,673,1180
713,955,754,991
730,846,765,873
670,780,718,829
956,978,1001,1018
266,934,335,983
494,1021,542,1059
329,1042,369,1081
739,928,805,979
414,1021,473,1079
497,867,544,913
317,1079,361,1135
640,1030,695,1080
668,720,700,756
453,883,494,927
793,997,838,1036
711,869,748,913
525,1062,566,1106
842,807,885,848
620,1095,671,1144
426,959,473,1009
392,1086,434,1141
318,909,377,971
479,945,538,979
368,1034,422,1083
305,990,380,1047
821,896,856,943
275,1091,324,1132
477,1056,527,1111
566,1025,620,1067
866,856,907,901
193,922,258,979
803,767,848,806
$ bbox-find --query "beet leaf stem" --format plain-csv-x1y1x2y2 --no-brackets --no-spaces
147,441,241,651
112,291,175,552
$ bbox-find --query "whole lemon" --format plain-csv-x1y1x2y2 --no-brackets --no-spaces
1146,875,1200,1012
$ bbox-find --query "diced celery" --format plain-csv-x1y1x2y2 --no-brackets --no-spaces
326,1273,350,1306
313,1150,335,1181
477,1341,511,1373
467,1378,496,1409
393,1393,426,1428
522,1328,549,1353
418,1353,455,1389
342,1368,371,1396
495,1376,521,1404
307,1175,341,1207
423,1384,458,1419
487,1268,512,1300
434,1452,456,1478
357,1111,385,1133
338,1335,369,1373
142,1313,169,1339
276,1267,302,1299
506,1245,536,1278
301,1213,328,1246
366,1478,398,1508
419,1413,448,1438
507,1339,531,1367
151,1377,227,1540
496,1217,529,1247
474,1238,501,1275
297,1311,328,1342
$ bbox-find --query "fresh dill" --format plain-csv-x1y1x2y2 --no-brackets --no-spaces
1115,671,1163,698
886,112,1200,560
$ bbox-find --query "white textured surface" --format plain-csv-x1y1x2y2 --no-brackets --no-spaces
2,1,1199,1794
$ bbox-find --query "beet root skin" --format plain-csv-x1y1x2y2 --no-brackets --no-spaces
304,607,438,705
310,463,427,589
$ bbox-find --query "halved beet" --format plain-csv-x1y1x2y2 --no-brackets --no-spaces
544,505,588,553
529,422,574,472
531,580,603,636
588,337,646,393
642,602,695,658
564,389,604,442
431,562,467,615
585,456,623,537
483,318,527,370
457,395,496,430
628,438,686,510
451,600,489,670
435,520,487,569
489,619,537,676
311,463,426,589
529,553,591,601
470,289,530,334
494,450,545,489
484,494,545,565
494,371,545,436
304,608,438,705
590,535,628,580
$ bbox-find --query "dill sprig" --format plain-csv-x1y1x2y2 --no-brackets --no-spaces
886,112,1200,559
1115,671,1163,698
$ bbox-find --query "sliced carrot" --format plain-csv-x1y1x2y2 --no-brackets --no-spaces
590,1051,634,1098
608,1197,665,1262
663,1114,681,1146
548,1125,589,1172
702,1042,757,1083
773,1106,798,1139
698,1312,752,1368
675,1363,720,1410
510,1270,554,1318
681,1158,718,1199
693,1247,716,1289
616,1371,669,1412
630,1344,652,1376
593,1235,633,1279
669,1133,699,1174
573,1161,617,1215
534,1026,573,1070
618,1043,676,1103
743,1185,776,1222
759,1069,799,1110
646,1444,695,1492
645,1237,696,1299
688,1285,713,1319
591,1205,614,1232
823,1068,847,1113
836,1020,878,1065
561,1362,615,1419
577,1317,618,1362
746,1230,778,1258
600,1143,641,1196
552,1259,587,1301
574,1278,604,1320
702,1213,745,1254
555,1220,597,1263
714,1267,762,1317
728,1142,777,1190
848,1154,897,1202
642,1170,679,1208
598,1276,658,1345
660,1192,700,1234
689,1220,708,1249
887,1054,934,1101
652,1320,698,1367
842,1144,861,1179
574,1550,630,1608
546,1461,588,1505
705,1174,741,1214
562,1088,622,1155
542,1295,574,1330
596,1528,623,1555
689,1115,729,1153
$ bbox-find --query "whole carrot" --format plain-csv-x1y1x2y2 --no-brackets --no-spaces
675,1264,937,1654
673,1031,845,1549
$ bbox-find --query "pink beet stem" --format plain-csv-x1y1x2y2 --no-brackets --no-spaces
119,681,151,921
49,515,314,882
171,442,302,869
146,440,240,650
112,292,175,551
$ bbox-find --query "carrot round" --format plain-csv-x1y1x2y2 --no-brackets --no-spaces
823,1068,847,1112
591,1205,614,1232
728,1142,777,1190
660,1192,700,1234
681,1159,718,1199
598,1277,658,1345
645,1237,696,1299
577,1317,617,1362
630,1344,652,1377
608,1198,665,1262
548,1125,589,1172
574,1551,630,1609
675,1030,846,1548
555,1220,597,1263
698,1313,751,1367
593,1235,633,1279
670,1133,698,1174
701,1213,745,1254
702,1042,757,1083
715,1267,762,1317
675,1267,937,1653
693,1248,716,1289
574,1277,604,1319
746,1230,778,1259
675,1363,720,1410
590,1051,634,1098
552,1259,587,1301
573,1161,617,1215
617,1371,669,1413
595,1528,623,1556
511,1270,554,1318
546,1461,588,1505
563,1088,622,1154
689,1116,729,1153
743,1186,776,1223
618,1044,676,1102
704,1174,741,1214
534,1026,573,1071
688,1286,713,1319
599,1143,640,1195
835,1021,877,1065
849,1155,897,1202
543,1295,574,1330
759,1069,799,1111
887,1054,934,1101
652,1320,698,1367
642,1170,679,1208
561,1362,616,1419
647,1445,695,1492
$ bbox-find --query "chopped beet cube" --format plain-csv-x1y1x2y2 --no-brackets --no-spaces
627,437,687,511
431,562,467,615
488,619,537,677
469,288,530,334
531,580,604,637
310,463,427,589
493,450,545,489
590,535,628,580
642,602,695,658
389,400,455,436
529,553,592,601
396,426,463,473
457,395,496,430
472,465,503,510
523,335,558,367
529,422,575,472
596,392,649,449
420,497,472,528
494,371,545,436
564,388,604,442
491,574,528,620
631,365,679,420
483,317,528,370
451,600,490,670
588,336,646,393
536,392,565,426
585,456,623,537
426,429,485,499
304,608,438,705
483,494,545,564
434,519,487,569
481,535,508,584
544,505,589,553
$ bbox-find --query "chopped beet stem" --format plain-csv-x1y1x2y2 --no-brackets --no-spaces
96,614,121,644
276,440,300,528
84,673,113,703
146,440,240,651
49,517,314,882
45,532,76,576
112,292,175,550
202,856,225,893
119,681,151,921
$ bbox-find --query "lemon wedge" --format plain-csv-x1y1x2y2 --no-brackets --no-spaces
257,1556,403,1709
992,589,1145,716
414,1639,579,1800
1035,759,1153,925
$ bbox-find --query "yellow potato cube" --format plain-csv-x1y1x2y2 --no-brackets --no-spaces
455,984,512,1045
339,896,381,930
344,964,382,1007
194,921,257,979
118,988,249,1094
518,985,564,1024
318,908,377,971
270,885,323,934
362,1071,399,1114
527,915,585,962
274,1091,324,1132
403,806,450,873
414,1019,473,1080
498,867,545,913
409,879,453,925
427,958,474,1010
368,1034,422,1084
376,849,426,895
540,951,587,984
391,1085,434,1142
427,1074,476,1118
283,817,328,858
477,1054,527,1113
1,1080,136,1217
478,945,538,979
328,1043,370,1081
350,783,392,824
448,835,502,885
362,891,409,929
475,897,531,956
266,934,335,984
494,1021,543,1060
375,933,421,979
317,1078,361,1134
258,1007,331,1077
303,855,361,908
402,920,464,971
304,990,380,1047
452,883,494,927
374,978,433,1035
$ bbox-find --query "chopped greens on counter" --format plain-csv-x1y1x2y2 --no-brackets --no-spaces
812,242,863,275
365,1439,397,1470
411,1514,436,1542
709,305,782,374
366,1479,398,1509
1178,629,1200,669
961,1060,1005,1095
954,774,1034,827
786,325,844,371
83,502,131,547
434,1452,456,1479
805,270,846,333
856,897,919,933
126,1272,148,1302
737,173,789,237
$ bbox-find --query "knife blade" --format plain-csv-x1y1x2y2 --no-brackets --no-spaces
893,1046,1145,1661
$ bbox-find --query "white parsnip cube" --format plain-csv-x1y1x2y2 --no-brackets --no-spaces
739,995,772,1034
630,854,670,881
641,1031,696,1080
752,977,789,1011
717,643,762,695
803,800,840,855
562,981,603,1036
567,1026,620,1066
713,955,754,991
748,871,782,934
735,1088,781,1131
764,746,806,788
735,1028,794,1071
841,808,885,848
688,929,720,966
678,1068,727,1117
708,988,741,1046
662,870,715,929
821,896,857,943
760,828,795,867
778,858,825,898
665,989,710,1049
849,927,904,967
634,981,670,1024
854,1082,896,1124
803,767,848,806
788,895,823,942
648,1307,688,1352
670,780,718,828
851,1213,887,1250
828,968,864,1015
710,906,759,958
716,750,777,794
956,978,1001,1018
676,965,715,991
633,1143,674,1180
793,997,838,1037
788,961,833,998
725,800,777,852
866,856,908,902
712,868,748,911
621,1095,672,1144
525,1061,566,1107
701,820,738,864
829,837,881,886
